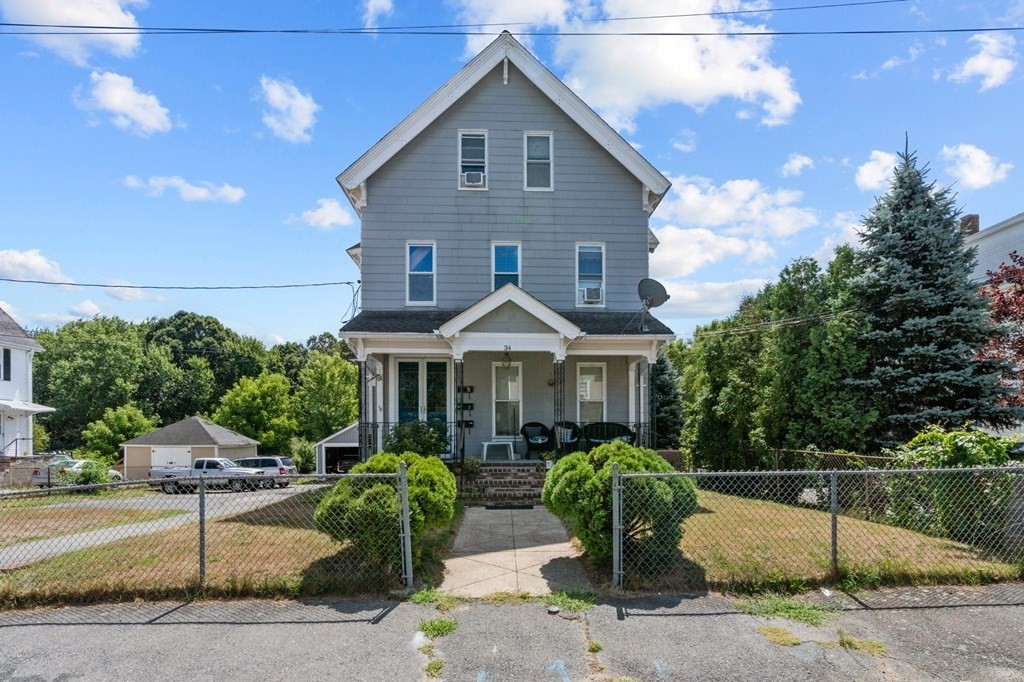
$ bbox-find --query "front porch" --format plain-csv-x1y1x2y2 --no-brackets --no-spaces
342,285,673,463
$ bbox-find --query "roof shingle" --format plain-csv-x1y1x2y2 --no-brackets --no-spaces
342,309,673,336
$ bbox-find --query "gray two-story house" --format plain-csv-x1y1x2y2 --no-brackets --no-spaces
338,32,674,462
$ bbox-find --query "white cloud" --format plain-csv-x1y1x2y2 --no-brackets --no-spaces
362,0,393,28
70,299,101,318
298,198,355,229
453,0,801,133
0,249,73,284
671,129,697,153
881,43,922,70
32,313,79,326
124,175,245,203
656,174,818,238
259,76,320,143
1005,1,1024,22
780,153,814,177
940,144,1013,189
74,71,172,136
0,0,145,66
855,150,896,191
105,279,164,301
660,278,772,319
812,212,862,265
948,34,1017,91
650,226,773,280
0,301,22,325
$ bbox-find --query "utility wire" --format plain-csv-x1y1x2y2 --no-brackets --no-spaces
0,0,911,35
0,277,357,291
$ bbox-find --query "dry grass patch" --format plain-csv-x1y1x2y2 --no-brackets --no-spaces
837,629,887,656
632,490,1022,591
756,626,801,646
0,508,185,548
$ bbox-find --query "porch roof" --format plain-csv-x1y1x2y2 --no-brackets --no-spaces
341,309,673,336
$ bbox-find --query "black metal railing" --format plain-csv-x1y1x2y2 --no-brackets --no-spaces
358,421,463,460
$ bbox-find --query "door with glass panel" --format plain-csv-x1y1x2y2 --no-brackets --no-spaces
396,360,450,444
493,363,522,438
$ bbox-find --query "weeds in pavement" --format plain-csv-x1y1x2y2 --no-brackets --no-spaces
425,659,444,677
587,641,603,653
738,594,837,626
837,629,887,656
756,626,801,647
548,590,596,613
420,617,458,638
410,587,460,613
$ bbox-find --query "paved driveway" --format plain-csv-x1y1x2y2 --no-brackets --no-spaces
0,484,312,569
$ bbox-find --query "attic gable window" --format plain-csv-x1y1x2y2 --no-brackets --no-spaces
458,130,487,189
524,132,552,190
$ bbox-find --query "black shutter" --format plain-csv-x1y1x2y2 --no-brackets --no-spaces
2,349,10,381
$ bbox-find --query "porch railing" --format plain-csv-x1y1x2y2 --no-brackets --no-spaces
358,421,463,460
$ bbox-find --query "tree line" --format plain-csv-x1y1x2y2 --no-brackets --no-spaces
667,149,1024,470
32,310,358,465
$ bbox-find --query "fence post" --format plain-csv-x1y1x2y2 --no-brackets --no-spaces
612,463,622,587
399,462,414,590
830,471,838,582
198,476,207,589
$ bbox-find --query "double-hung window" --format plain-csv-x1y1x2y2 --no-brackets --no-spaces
524,132,553,190
576,243,605,306
458,130,487,189
492,242,520,289
407,241,436,305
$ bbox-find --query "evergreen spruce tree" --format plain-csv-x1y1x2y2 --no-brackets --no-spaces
850,146,1021,447
652,354,684,449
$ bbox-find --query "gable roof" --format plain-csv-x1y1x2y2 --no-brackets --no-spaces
336,32,671,216
0,307,43,351
121,416,260,447
437,283,582,339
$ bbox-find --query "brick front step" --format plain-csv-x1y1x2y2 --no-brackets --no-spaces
453,461,549,503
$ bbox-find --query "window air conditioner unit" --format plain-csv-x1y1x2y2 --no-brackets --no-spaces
583,287,603,303
462,171,485,187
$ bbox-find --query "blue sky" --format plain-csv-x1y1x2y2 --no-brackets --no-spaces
1,0,1021,344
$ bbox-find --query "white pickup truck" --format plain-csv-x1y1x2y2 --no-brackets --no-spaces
149,458,267,494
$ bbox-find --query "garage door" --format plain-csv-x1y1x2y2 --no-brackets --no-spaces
151,446,191,468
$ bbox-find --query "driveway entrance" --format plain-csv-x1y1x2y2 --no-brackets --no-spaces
440,506,590,597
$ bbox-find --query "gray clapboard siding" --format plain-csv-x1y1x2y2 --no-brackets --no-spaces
360,62,650,313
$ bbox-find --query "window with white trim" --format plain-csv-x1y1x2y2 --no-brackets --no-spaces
576,243,605,305
1,348,10,382
492,242,520,289
493,362,522,438
577,363,606,423
406,242,436,305
458,130,487,189
524,132,552,190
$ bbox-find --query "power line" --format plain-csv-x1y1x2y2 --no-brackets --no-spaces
0,0,911,35
0,277,357,291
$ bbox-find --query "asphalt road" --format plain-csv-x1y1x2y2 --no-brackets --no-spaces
0,484,314,569
1,586,1023,681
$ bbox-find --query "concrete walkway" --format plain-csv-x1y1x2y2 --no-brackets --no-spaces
441,505,590,596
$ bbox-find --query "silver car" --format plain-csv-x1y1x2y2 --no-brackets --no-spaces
31,460,123,487
234,456,298,488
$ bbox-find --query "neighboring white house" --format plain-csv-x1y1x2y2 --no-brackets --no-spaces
0,307,54,457
313,422,360,474
121,416,259,480
964,212,1024,282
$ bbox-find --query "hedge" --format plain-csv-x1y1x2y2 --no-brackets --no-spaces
542,441,697,562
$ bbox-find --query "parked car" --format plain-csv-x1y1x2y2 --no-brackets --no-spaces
149,458,266,494
31,459,124,487
233,456,298,488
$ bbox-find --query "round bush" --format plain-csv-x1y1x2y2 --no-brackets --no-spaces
542,441,697,562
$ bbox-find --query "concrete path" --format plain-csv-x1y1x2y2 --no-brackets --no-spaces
441,506,590,596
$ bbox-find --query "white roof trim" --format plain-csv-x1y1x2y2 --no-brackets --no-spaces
313,422,360,449
0,399,55,415
336,32,670,216
437,283,582,340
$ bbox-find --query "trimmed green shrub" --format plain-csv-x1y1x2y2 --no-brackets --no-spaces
289,436,316,474
884,426,1022,548
542,441,697,562
382,421,451,458
314,451,457,564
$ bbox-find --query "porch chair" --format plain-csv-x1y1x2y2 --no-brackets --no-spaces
580,422,636,451
520,422,553,459
553,421,581,454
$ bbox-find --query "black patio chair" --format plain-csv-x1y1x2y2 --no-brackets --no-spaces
520,422,554,459
580,422,636,450
553,421,581,454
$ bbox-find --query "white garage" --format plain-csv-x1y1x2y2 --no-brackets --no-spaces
314,423,360,474
121,416,260,480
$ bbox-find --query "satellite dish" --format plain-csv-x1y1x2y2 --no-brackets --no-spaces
638,278,670,308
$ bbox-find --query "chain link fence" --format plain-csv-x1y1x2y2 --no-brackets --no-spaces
613,466,1024,595
0,468,413,607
